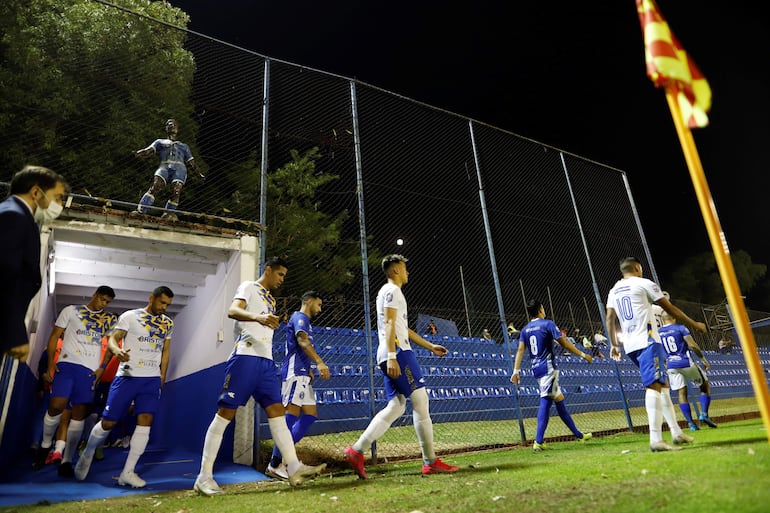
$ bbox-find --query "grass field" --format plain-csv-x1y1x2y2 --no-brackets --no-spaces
5,417,769,513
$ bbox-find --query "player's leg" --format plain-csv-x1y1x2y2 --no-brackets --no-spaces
161,178,184,220
135,174,166,214
696,368,717,427
118,378,161,488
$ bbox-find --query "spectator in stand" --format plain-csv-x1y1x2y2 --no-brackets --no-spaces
718,335,734,355
426,319,438,336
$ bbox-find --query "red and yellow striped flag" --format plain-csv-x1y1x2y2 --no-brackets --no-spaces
636,0,711,128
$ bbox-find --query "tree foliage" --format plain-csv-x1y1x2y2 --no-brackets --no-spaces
0,0,200,197
666,250,767,304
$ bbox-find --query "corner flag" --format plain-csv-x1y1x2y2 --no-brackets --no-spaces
637,0,711,128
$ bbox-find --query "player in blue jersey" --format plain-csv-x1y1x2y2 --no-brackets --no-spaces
132,118,201,220
194,258,327,496
32,286,116,475
511,299,593,451
659,311,717,430
606,257,706,452
74,286,175,487
266,290,330,480
344,255,458,479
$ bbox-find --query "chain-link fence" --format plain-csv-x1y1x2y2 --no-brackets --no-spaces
3,1,766,467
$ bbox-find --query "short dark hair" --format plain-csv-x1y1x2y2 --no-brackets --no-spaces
526,299,542,318
10,165,67,195
152,285,174,298
381,254,407,274
302,290,322,302
95,285,116,299
619,256,642,273
265,257,288,270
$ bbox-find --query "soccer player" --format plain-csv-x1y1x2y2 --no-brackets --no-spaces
194,258,326,496
132,118,202,220
511,299,593,451
32,286,116,475
659,311,717,430
606,257,706,451
74,286,175,487
266,290,330,480
344,254,458,479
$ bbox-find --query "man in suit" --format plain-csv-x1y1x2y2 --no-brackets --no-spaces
1,165,67,361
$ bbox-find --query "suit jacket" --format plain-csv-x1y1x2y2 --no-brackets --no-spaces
0,195,41,353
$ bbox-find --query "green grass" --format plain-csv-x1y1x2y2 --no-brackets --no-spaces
5,418,769,513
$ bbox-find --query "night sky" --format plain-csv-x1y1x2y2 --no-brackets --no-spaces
169,0,769,283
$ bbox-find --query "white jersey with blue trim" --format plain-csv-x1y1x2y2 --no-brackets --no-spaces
115,308,173,378
376,282,411,364
55,305,117,369
607,276,664,354
231,280,275,359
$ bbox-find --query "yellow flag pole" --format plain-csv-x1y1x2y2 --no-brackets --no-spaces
664,85,770,443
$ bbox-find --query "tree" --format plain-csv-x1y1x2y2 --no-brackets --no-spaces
666,250,767,304
227,147,381,297
0,0,200,198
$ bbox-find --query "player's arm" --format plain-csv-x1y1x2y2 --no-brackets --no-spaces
510,342,527,385
408,328,448,356
227,299,279,329
160,337,171,387
43,326,65,383
384,306,400,379
297,330,329,380
135,144,155,158
656,297,707,333
606,307,623,361
108,329,129,362
684,334,710,370
557,334,592,363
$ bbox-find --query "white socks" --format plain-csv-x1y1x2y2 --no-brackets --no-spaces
268,416,299,474
41,412,62,448
62,419,84,463
645,388,663,444
353,396,406,453
660,387,684,437
410,388,436,463
123,425,150,475
199,414,230,478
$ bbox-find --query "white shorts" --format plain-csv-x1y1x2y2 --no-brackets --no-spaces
667,363,706,391
281,375,316,407
537,369,562,399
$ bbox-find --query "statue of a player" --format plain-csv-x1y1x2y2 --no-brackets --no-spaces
131,118,201,220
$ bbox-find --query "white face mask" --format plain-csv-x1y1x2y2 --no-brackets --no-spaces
34,190,64,223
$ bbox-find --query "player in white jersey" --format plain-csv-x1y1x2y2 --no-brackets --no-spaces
194,258,326,496
32,286,116,474
74,286,175,487
606,257,706,452
266,290,330,480
344,254,458,479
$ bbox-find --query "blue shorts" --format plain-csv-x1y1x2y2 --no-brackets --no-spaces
379,350,426,401
154,163,187,184
218,355,282,410
102,376,161,421
627,343,668,388
51,362,94,405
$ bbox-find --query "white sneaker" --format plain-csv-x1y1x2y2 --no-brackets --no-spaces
650,441,682,452
118,470,146,488
673,433,694,445
266,463,289,480
288,462,327,486
74,453,93,481
193,476,223,496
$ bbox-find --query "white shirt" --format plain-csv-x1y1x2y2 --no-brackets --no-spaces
115,308,173,378
55,305,117,369
231,280,275,359
606,276,664,353
376,282,411,364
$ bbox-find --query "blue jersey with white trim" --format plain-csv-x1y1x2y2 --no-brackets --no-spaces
280,311,314,380
519,318,562,378
658,323,692,369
